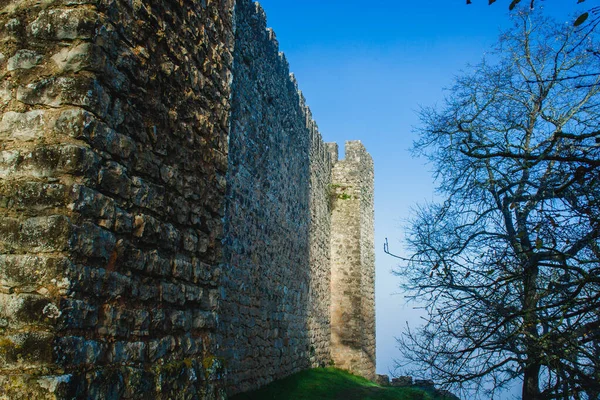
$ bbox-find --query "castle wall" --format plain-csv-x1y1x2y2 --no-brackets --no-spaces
0,0,375,398
0,0,234,398
219,1,333,394
307,100,334,371
330,141,376,380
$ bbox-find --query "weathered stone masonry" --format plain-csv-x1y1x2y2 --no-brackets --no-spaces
0,0,375,398
219,1,336,394
329,142,376,381
0,0,233,398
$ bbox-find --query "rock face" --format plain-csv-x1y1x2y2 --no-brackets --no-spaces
0,0,375,398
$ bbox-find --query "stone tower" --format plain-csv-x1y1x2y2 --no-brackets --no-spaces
329,141,376,380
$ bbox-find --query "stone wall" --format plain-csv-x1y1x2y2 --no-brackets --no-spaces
219,1,333,394
329,141,376,380
0,0,234,398
307,95,334,372
0,0,376,398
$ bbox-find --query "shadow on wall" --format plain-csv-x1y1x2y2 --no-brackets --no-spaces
218,0,328,395
218,2,376,395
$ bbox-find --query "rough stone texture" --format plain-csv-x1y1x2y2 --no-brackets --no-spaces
307,102,333,371
330,141,376,380
0,0,234,398
377,374,391,386
391,376,413,387
219,1,333,395
0,0,376,398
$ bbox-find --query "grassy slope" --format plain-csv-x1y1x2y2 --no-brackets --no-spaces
230,368,452,400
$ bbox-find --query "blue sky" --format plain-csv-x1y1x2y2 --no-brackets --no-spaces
255,0,586,395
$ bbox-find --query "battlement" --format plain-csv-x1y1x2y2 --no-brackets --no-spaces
0,0,375,398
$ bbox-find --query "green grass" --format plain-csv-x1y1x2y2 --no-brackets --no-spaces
230,368,451,400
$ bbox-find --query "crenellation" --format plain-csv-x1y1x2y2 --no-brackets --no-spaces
326,142,340,164
266,28,279,51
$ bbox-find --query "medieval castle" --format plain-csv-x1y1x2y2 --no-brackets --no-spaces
0,0,375,398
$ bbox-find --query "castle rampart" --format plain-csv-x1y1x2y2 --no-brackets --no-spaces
0,1,375,398
219,1,330,393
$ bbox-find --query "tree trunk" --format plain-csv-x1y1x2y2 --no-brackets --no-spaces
523,360,541,400
522,255,541,399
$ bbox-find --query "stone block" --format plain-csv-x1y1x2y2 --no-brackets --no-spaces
132,309,150,336
0,181,70,212
109,341,146,364
71,184,116,222
192,310,216,330
0,293,61,328
131,177,165,212
391,376,413,387
7,49,43,71
0,110,46,140
414,379,435,388
71,222,116,261
28,8,98,40
148,336,175,362
51,42,102,73
0,255,70,289
172,255,193,281
17,77,110,119
98,162,132,199
160,282,184,305
0,373,76,400
85,368,125,400
0,215,72,253
0,331,54,366
0,144,100,179
376,374,390,386
169,310,192,331
59,298,99,331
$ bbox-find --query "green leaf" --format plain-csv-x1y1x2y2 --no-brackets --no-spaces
536,237,543,250
574,12,589,27
489,0,497,4
509,0,522,10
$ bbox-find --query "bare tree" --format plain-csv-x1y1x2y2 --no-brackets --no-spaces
396,10,600,400
468,0,600,30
